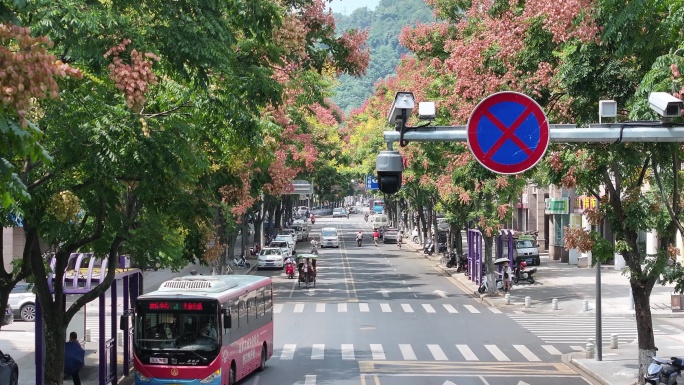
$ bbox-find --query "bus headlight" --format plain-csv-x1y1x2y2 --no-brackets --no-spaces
200,369,221,383
136,371,151,382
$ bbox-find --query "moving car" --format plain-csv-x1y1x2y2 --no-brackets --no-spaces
514,236,540,266
320,227,339,248
332,208,347,218
382,228,400,243
372,214,389,230
0,350,18,385
8,283,35,322
274,235,296,254
257,247,287,270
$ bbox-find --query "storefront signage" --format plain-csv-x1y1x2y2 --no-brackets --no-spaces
544,197,569,214
573,196,598,213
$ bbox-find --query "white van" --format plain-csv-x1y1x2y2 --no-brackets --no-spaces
291,223,309,241
320,227,339,248
372,214,389,230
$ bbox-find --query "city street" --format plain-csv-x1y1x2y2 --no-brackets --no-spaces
244,214,591,385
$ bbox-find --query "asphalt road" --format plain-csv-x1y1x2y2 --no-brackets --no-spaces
244,214,591,385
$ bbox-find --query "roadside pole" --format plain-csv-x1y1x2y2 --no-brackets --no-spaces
596,260,602,361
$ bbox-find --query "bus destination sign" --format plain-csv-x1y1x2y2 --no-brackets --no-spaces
147,301,204,311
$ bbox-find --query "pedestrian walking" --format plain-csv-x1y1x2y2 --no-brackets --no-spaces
65,331,85,385
397,232,403,249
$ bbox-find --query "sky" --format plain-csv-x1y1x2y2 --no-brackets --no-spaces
327,0,381,15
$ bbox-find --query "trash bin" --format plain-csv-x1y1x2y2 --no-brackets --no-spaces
614,253,626,270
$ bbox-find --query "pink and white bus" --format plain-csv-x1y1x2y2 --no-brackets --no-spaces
132,275,273,385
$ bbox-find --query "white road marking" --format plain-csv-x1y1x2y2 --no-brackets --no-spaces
514,345,541,361
316,303,325,313
370,344,386,360
311,344,324,360
485,345,510,361
359,303,369,312
464,305,480,313
294,303,304,313
401,304,414,313
342,344,355,360
488,307,502,314
274,304,283,313
443,304,459,313
280,344,296,360
380,303,391,312
422,304,436,313
338,303,348,313
428,344,448,360
399,344,417,360
542,345,563,355
456,344,479,361
304,375,316,385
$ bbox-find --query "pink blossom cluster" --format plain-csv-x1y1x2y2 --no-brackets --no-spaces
0,23,82,126
263,150,298,196
338,30,370,77
104,39,160,111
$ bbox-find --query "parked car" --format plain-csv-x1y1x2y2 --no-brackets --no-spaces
2,305,13,326
275,234,296,251
382,228,400,243
8,283,35,322
0,350,18,385
269,241,292,256
332,208,347,218
257,247,287,270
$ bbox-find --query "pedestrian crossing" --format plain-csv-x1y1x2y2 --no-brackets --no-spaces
274,342,571,362
273,302,502,315
85,315,115,342
508,314,666,344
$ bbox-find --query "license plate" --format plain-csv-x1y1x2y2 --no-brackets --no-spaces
150,357,168,364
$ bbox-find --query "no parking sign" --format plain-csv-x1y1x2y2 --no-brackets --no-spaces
467,92,550,174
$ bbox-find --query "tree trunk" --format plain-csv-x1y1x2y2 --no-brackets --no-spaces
43,312,68,385
483,235,497,294
632,277,657,379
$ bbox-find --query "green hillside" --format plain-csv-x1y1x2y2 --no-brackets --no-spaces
332,0,434,114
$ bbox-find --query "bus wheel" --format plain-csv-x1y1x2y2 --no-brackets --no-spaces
228,364,236,385
258,345,267,372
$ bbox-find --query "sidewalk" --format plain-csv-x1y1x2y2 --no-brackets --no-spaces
403,240,684,385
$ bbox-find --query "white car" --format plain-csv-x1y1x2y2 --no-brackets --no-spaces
8,282,36,322
320,227,339,248
274,235,296,254
269,240,292,256
257,247,287,270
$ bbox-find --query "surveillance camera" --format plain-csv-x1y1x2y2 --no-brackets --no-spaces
649,92,684,118
376,150,404,195
388,92,415,126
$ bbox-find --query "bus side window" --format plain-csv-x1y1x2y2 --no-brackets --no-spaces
258,288,265,317
239,298,248,326
265,285,273,317
251,296,257,320
232,303,239,330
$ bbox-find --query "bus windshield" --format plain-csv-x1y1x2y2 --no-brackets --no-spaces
135,299,220,354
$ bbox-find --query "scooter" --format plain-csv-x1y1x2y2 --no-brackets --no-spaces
285,262,295,279
446,252,458,268
478,267,504,293
249,244,261,257
513,261,537,284
310,245,318,255
423,239,434,255
644,356,683,384
232,255,250,269
458,253,468,273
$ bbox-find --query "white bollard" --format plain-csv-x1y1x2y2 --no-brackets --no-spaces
629,288,635,310
552,298,558,310
610,334,618,349
524,296,531,308
85,329,92,343
505,293,511,305
586,342,595,359
117,331,124,347
582,300,589,312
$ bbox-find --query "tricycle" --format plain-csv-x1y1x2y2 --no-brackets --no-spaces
297,253,318,289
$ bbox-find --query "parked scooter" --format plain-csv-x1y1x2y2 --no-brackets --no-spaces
458,253,468,273
446,252,458,268
644,356,683,384
513,261,537,284
478,266,504,293
423,239,434,255
249,244,261,257
232,255,251,269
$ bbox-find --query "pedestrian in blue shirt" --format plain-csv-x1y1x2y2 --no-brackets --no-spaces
65,331,85,385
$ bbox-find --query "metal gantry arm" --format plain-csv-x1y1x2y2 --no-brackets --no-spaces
383,124,684,143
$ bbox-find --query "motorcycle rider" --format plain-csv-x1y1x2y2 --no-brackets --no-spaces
356,230,363,246
310,214,316,225
310,238,319,254
396,231,403,249
364,212,369,222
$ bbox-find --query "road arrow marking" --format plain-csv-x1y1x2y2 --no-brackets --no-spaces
433,289,448,298
305,289,316,296
443,381,457,385
378,289,390,298
517,382,531,385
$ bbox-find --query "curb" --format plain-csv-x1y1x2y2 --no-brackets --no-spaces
562,353,607,385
